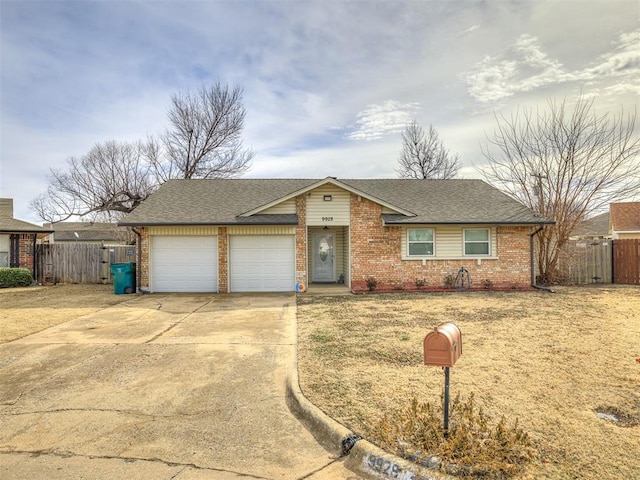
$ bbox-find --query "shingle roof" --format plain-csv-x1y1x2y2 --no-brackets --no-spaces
572,212,610,238
610,202,640,232
0,198,52,233
342,179,549,224
120,178,552,226
44,221,130,242
120,179,316,225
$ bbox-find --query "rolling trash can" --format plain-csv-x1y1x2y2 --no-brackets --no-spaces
110,262,136,294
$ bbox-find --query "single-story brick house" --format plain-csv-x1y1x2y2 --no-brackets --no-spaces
119,177,553,293
0,198,53,277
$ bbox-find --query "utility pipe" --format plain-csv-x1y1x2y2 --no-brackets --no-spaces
131,227,142,293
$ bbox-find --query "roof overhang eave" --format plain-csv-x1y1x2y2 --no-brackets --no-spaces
118,221,299,227
382,220,556,226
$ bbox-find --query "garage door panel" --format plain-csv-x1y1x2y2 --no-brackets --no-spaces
229,236,294,292
151,236,217,292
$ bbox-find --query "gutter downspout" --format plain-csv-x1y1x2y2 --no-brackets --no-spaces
530,225,554,293
131,227,142,293
31,234,38,283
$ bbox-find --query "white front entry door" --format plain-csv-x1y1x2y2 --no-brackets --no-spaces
312,233,335,282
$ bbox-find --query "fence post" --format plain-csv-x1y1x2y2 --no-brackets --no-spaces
611,240,615,284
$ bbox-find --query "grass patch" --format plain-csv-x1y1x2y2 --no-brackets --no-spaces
297,286,640,479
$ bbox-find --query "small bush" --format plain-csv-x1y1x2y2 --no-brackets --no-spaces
365,276,377,291
0,268,33,288
443,274,455,289
483,279,493,290
415,278,427,288
372,393,535,478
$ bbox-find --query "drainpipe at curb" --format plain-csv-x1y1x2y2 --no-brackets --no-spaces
131,227,142,293
530,225,554,292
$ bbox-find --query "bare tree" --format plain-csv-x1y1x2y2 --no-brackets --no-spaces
32,82,255,222
480,95,640,284
31,140,156,223
396,121,460,179
153,82,254,180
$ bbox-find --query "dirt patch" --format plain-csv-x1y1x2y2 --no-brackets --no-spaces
0,284,131,343
297,286,640,480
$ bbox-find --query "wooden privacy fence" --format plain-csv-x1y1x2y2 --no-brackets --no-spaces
36,244,136,284
559,240,612,284
559,239,640,285
613,239,640,285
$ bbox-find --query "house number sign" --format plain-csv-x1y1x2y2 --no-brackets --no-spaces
321,216,334,222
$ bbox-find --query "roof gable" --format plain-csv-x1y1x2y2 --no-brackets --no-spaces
240,177,414,217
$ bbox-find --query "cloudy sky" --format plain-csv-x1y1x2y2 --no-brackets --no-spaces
1,0,638,223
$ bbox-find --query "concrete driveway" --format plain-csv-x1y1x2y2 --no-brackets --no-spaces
0,293,362,479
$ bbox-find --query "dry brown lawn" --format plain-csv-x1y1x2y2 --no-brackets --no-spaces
297,286,640,480
0,284,130,343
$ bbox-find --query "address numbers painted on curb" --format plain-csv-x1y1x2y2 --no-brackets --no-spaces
363,454,441,480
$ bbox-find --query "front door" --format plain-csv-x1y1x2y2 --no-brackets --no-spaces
312,233,335,282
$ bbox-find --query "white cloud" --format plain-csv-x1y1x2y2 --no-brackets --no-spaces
464,29,640,103
459,24,480,36
343,101,422,141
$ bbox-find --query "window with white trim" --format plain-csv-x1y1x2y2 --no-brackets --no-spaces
407,228,434,256
464,229,490,256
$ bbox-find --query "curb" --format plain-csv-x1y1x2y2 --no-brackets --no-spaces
285,373,455,480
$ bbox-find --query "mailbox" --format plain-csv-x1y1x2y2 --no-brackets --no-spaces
423,322,462,367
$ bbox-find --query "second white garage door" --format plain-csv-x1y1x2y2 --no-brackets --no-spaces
229,236,295,292
151,236,218,292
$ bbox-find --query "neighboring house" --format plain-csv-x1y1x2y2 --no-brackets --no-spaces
43,221,132,245
610,202,640,239
0,198,53,276
570,212,611,241
119,177,553,293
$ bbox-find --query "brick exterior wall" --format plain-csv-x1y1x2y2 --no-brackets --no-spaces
18,234,36,271
349,195,533,291
139,227,149,288
218,227,228,293
295,195,308,287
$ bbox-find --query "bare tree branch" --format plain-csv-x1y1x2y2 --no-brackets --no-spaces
31,140,157,223
157,82,254,180
31,82,255,222
479,95,640,283
396,121,460,179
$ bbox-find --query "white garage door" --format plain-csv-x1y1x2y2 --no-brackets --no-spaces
229,236,295,292
151,236,217,292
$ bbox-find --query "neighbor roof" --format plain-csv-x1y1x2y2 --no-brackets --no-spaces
119,178,552,226
44,221,130,242
610,202,640,232
0,198,52,234
571,212,611,238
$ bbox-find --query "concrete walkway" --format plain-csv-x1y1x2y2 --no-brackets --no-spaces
0,293,363,479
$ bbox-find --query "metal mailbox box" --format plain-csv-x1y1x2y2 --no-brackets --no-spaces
423,322,462,367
